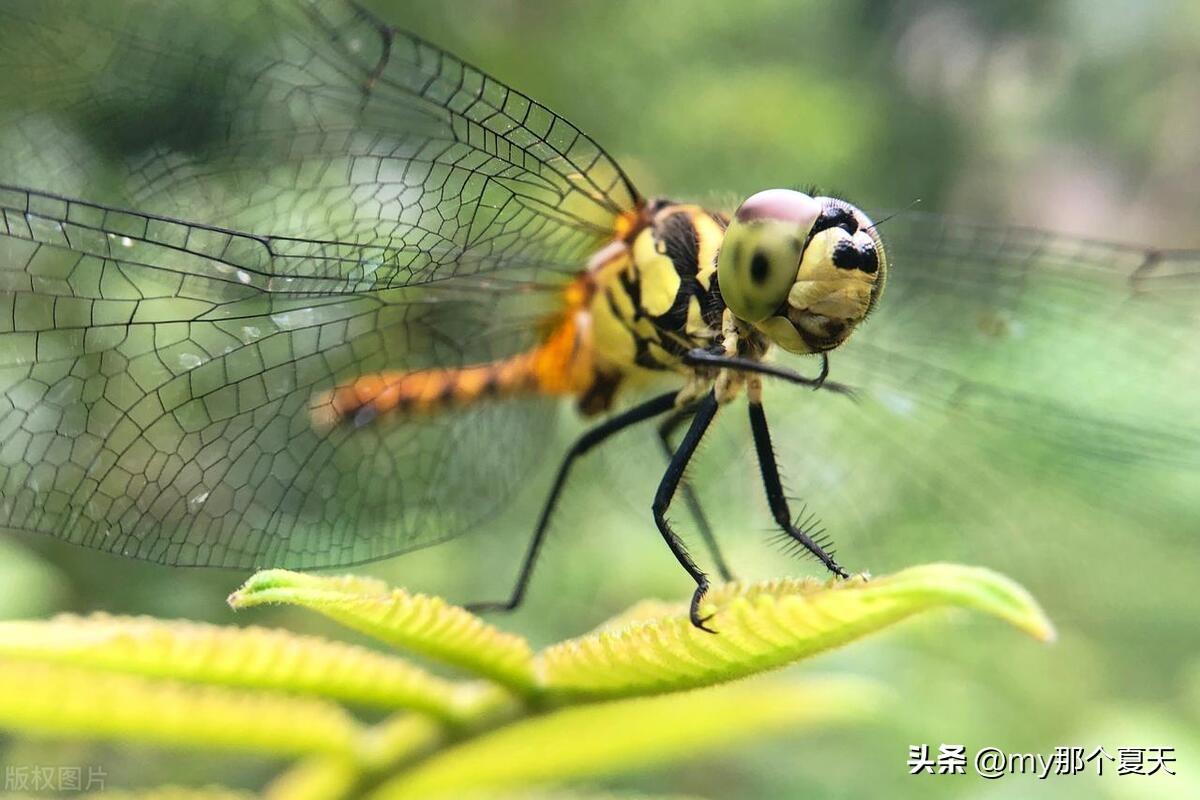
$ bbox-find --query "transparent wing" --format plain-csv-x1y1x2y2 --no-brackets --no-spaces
0,0,642,568
0,0,639,261
752,215,1200,576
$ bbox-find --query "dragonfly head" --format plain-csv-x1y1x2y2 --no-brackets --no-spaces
716,189,886,354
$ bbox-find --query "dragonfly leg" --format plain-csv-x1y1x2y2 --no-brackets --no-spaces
815,352,831,388
652,390,722,633
466,390,679,616
658,406,735,582
748,399,849,578
682,348,855,398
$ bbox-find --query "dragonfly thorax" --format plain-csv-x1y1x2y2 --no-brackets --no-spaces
586,200,731,380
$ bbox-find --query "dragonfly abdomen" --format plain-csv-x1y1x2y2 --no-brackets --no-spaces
313,314,595,428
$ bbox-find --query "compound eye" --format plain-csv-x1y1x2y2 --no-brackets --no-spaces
735,188,822,226
718,190,820,323
730,236,805,321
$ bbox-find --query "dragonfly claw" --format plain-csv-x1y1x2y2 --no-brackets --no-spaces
464,600,518,615
689,585,719,634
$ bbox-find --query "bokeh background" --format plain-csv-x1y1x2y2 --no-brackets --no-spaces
2,0,1199,797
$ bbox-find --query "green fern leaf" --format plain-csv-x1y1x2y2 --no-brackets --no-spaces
0,563,1052,798
0,614,480,721
359,713,451,767
539,563,1054,700
262,756,359,800
366,677,882,799
0,655,361,758
229,570,536,694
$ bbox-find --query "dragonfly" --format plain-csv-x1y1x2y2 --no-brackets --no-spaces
1,1,1198,630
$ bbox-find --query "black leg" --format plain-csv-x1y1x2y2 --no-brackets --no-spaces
814,352,830,388
652,390,722,632
683,348,853,398
467,390,679,614
658,406,734,582
748,400,849,578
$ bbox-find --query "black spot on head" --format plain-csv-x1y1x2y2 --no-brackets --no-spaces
857,241,879,274
750,251,770,285
813,205,858,236
831,239,879,274
831,240,856,270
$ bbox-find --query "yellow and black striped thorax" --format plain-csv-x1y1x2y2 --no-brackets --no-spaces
590,201,731,373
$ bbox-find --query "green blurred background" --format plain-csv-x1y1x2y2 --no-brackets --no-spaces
2,0,1199,797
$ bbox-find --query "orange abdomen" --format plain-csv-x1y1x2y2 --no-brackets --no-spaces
313,308,596,427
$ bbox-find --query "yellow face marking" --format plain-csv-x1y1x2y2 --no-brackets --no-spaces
788,229,877,317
